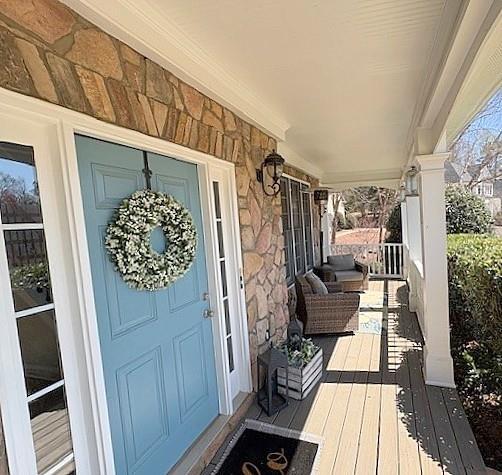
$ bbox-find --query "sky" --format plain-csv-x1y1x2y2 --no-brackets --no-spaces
0,158,38,194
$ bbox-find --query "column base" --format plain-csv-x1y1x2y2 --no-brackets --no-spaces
423,346,455,388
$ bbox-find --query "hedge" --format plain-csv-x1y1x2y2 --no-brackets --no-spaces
447,234,502,469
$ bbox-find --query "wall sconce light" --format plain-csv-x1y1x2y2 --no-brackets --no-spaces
256,150,285,197
405,166,418,195
314,189,329,217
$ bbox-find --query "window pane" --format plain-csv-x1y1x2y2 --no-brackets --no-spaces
18,310,63,396
29,386,74,475
223,299,231,337
5,229,52,311
226,336,235,373
291,182,305,275
216,221,224,258
280,178,294,285
0,143,42,224
302,191,314,269
220,261,227,298
213,181,221,219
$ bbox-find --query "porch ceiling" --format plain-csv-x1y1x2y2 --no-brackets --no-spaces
61,0,500,187
141,0,448,186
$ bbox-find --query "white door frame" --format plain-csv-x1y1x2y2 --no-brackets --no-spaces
0,87,252,475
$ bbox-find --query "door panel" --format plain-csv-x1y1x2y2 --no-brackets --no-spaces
76,137,219,475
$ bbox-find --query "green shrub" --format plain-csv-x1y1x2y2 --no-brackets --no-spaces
445,185,492,234
447,234,502,469
386,204,402,243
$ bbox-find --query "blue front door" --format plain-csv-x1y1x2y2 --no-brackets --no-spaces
76,136,219,475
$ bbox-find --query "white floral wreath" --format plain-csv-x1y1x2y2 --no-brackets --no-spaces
105,189,197,291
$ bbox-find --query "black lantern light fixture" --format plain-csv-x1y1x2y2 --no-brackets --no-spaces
256,150,285,196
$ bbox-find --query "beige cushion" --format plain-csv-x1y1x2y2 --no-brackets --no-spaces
305,273,329,295
335,270,363,282
327,254,355,271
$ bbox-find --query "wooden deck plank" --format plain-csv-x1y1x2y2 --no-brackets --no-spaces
408,349,444,474
393,307,422,475
377,302,399,475
440,388,485,474
332,332,374,474
294,335,350,434
316,333,363,473
427,386,467,475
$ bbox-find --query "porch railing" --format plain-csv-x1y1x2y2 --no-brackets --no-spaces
331,243,405,278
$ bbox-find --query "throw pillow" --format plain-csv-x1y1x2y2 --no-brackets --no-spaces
305,273,329,295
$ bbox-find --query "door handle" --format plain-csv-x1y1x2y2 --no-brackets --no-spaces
203,309,215,319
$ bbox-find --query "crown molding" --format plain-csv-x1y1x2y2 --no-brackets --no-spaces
276,143,323,180
61,0,290,140
321,168,402,191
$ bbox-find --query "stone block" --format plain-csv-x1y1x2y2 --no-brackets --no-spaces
146,59,172,104
0,28,34,94
180,82,204,120
15,38,57,102
75,66,115,121
0,0,74,44
46,53,87,112
67,29,123,80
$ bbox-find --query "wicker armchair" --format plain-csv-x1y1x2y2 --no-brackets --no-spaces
295,274,360,335
315,254,369,292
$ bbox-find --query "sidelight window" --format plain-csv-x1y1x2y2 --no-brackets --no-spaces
0,142,75,475
213,182,234,372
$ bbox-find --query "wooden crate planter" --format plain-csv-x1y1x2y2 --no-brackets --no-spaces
277,347,323,400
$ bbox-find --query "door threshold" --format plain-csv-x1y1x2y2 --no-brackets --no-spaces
169,392,253,475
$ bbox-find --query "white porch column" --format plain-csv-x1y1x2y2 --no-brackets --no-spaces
405,195,421,313
416,153,455,388
400,200,409,278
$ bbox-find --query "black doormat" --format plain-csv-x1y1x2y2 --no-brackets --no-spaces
212,420,323,474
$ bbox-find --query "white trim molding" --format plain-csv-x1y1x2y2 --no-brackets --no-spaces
322,168,402,191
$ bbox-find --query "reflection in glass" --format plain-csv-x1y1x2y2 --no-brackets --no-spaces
280,178,294,284
0,143,42,224
223,299,231,336
5,229,52,311
216,221,224,258
227,336,234,372
213,182,221,218
18,310,63,396
220,261,227,298
29,386,75,475
302,191,314,269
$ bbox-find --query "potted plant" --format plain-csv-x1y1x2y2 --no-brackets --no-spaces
275,334,323,400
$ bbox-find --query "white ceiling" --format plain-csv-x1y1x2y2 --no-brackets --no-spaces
145,0,448,182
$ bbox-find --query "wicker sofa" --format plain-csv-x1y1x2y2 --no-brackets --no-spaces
314,254,369,292
295,274,360,335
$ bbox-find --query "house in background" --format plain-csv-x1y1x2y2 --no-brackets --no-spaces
0,0,500,474
445,160,502,218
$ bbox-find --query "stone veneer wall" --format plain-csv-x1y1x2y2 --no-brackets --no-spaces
0,1,321,470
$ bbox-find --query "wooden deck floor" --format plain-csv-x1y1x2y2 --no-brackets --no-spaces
207,280,486,474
